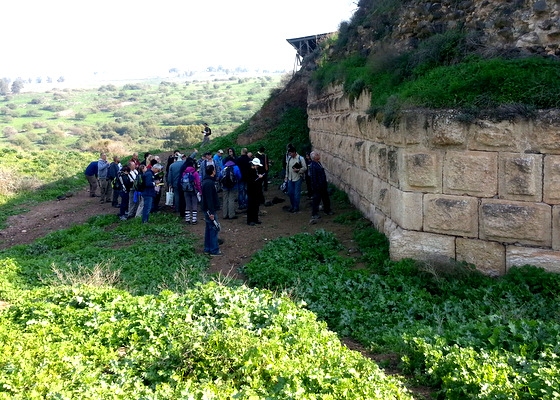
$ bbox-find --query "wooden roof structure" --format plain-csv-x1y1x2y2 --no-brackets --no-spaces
286,33,332,65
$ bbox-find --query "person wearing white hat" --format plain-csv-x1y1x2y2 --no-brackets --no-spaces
247,158,265,226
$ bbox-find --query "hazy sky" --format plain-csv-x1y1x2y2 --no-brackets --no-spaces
3,0,357,80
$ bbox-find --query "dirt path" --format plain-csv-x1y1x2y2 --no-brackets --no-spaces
0,183,356,279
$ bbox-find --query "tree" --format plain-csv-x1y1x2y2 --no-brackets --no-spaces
11,79,24,94
0,78,9,95
164,125,200,149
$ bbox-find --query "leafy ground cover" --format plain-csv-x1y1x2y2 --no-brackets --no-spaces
242,218,560,399
0,212,413,399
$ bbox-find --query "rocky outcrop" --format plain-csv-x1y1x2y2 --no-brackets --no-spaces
351,0,560,58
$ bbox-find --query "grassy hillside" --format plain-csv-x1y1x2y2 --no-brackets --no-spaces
312,4,560,126
0,76,283,152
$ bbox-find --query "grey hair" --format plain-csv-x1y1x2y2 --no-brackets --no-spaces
310,151,319,159
153,163,163,170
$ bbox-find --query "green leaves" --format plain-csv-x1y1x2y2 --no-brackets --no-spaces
0,284,412,399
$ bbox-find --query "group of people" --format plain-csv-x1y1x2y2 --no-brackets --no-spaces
84,143,333,256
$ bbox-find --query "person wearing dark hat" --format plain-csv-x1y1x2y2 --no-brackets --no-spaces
247,158,265,226
199,151,214,182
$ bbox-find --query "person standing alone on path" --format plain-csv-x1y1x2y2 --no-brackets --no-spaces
309,151,334,219
201,123,211,148
201,165,222,256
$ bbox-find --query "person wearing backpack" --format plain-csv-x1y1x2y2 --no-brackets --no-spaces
180,160,201,224
115,166,133,221
141,163,162,223
284,146,307,213
133,164,147,218
220,157,242,220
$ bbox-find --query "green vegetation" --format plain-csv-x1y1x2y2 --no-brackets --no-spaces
0,214,412,399
0,146,94,227
242,220,560,399
206,107,310,175
0,76,283,152
313,5,560,126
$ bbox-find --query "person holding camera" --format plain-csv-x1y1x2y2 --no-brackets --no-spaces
284,146,307,213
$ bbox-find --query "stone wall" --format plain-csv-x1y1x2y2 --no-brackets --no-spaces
308,85,560,275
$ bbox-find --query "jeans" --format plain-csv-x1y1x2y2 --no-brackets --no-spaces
287,179,302,211
142,195,154,223
237,182,247,209
204,213,220,254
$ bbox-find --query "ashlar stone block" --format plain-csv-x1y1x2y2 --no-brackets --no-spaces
469,120,519,151
552,205,560,250
443,151,498,197
499,153,543,202
456,238,506,276
480,199,551,247
390,187,423,230
389,227,456,262
506,246,560,274
399,152,442,193
544,155,560,204
424,194,478,237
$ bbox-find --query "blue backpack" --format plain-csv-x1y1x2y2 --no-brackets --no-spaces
181,171,195,192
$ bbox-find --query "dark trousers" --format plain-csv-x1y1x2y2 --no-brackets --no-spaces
119,191,129,216
247,194,260,224
312,186,331,216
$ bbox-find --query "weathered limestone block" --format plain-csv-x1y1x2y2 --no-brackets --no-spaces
499,153,543,202
544,155,560,204
480,199,552,246
552,205,560,250
388,147,399,185
389,227,456,262
373,178,391,216
399,151,442,193
469,120,519,151
398,111,424,145
506,247,560,273
428,112,467,147
370,206,387,234
527,110,560,154
443,151,498,197
424,194,478,237
390,187,423,230
377,146,388,181
456,238,506,276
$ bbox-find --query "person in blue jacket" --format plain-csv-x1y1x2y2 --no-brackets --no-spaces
84,160,98,197
141,163,162,223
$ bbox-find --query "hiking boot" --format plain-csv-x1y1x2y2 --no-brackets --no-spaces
210,252,223,257
311,215,321,219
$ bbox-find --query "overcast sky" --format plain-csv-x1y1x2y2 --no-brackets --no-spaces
3,0,357,80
